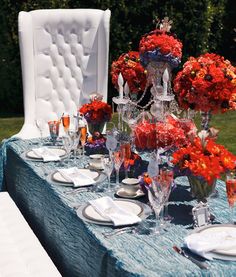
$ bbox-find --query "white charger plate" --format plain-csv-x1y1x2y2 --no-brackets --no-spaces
195,224,236,256
26,148,66,160
52,169,99,186
82,200,143,224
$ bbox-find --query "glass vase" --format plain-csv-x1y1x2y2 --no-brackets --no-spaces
87,122,105,135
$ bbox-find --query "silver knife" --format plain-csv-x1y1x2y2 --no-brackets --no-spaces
173,246,208,270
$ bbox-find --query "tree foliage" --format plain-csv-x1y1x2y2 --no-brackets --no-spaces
0,0,235,114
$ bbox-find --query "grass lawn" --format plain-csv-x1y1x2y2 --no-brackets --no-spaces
0,111,235,154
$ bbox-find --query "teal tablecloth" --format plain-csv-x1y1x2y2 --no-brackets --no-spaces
3,139,236,277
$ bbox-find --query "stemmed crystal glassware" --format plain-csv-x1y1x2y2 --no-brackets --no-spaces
61,135,73,165
147,177,166,235
226,170,236,223
113,150,124,188
120,142,131,179
68,130,81,164
158,167,174,223
101,156,114,192
48,120,60,146
61,113,70,135
78,123,87,159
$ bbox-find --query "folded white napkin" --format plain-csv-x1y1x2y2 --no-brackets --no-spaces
57,167,96,187
184,229,236,260
89,196,141,226
32,147,60,162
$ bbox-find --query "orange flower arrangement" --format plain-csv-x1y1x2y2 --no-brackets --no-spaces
172,135,236,184
79,100,112,124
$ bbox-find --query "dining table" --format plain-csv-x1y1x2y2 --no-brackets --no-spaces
2,137,236,277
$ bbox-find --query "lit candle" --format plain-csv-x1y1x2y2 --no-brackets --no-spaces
118,73,124,99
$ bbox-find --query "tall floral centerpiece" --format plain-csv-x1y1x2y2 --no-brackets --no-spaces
79,99,112,135
174,53,236,130
172,132,236,202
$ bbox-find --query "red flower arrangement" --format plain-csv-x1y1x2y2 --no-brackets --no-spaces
79,100,112,124
172,135,236,184
111,51,147,93
174,53,236,113
134,115,197,151
139,29,183,68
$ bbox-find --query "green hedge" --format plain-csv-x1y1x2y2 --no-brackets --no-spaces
0,0,235,115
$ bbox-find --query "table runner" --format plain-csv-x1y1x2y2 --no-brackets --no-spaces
4,139,236,276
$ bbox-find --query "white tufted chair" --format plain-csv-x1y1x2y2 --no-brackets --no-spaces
14,9,111,139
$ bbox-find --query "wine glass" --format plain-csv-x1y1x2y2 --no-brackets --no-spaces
61,113,70,134
48,120,60,146
226,170,236,223
113,150,124,188
101,156,114,192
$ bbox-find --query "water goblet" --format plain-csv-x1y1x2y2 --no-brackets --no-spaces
226,170,236,223
101,156,114,193
48,120,60,146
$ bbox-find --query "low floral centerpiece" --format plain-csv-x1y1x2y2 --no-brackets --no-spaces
84,132,108,155
79,99,112,134
172,131,236,201
111,51,147,94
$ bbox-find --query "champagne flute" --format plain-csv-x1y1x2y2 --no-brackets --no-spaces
62,135,72,165
120,142,131,178
68,130,81,164
226,170,236,223
61,113,70,134
101,156,114,192
147,178,165,235
113,150,124,188
79,124,87,158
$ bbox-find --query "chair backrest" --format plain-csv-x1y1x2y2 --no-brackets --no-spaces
15,9,111,139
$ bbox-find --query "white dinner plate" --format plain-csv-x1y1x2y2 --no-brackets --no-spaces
52,169,99,185
116,188,145,199
82,200,143,224
26,148,67,160
197,224,236,258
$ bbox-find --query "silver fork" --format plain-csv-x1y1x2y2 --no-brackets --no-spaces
102,226,136,238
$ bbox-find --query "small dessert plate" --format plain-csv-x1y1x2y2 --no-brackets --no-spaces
116,188,145,199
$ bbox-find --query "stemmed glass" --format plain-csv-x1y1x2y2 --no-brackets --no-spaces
101,156,114,192
113,150,124,188
158,167,174,223
68,130,81,164
120,142,131,179
147,177,166,235
79,124,87,159
48,120,60,146
61,135,73,166
61,113,70,135
226,170,236,223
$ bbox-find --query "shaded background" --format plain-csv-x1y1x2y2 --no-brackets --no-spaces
0,0,235,116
